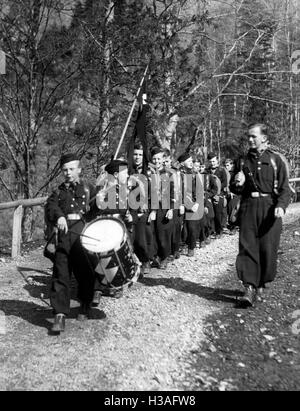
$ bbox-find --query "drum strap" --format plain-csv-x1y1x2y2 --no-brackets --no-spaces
114,249,128,281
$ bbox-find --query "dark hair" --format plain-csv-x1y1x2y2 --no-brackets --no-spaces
248,123,268,136
207,152,217,160
134,143,144,151
151,146,164,157
163,148,171,157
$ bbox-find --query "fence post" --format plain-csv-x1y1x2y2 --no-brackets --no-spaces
12,205,23,258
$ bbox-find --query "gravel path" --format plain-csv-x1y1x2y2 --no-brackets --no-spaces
0,203,299,391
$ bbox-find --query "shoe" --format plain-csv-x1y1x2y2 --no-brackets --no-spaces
111,289,124,299
187,249,195,257
142,261,151,275
160,259,168,270
77,303,91,321
174,251,181,259
51,314,66,334
151,257,160,268
239,285,256,308
92,291,101,307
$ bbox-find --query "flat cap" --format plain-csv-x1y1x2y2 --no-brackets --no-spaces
60,153,80,167
105,159,128,175
177,152,192,163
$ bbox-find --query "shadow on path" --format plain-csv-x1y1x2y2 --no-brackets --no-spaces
140,276,243,304
0,299,106,335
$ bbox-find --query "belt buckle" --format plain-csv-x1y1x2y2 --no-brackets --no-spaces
251,192,260,198
67,213,81,220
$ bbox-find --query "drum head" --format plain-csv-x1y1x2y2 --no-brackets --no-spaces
81,217,125,254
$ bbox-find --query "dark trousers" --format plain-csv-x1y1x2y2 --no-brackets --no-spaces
155,209,174,260
236,197,282,288
227,195,240,228
213,196,227,234
184,214,200,250
171,210,183,254
50,220,95,315
133,213,156,263
199,216,207,242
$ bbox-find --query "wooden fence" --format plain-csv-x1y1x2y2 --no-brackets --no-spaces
1,177,300,258
0,197,47,258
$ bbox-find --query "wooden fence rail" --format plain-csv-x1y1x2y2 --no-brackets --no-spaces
1,178,300,258
0,197,47,258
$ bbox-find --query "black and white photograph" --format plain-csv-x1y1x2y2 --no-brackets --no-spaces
0,0,300,393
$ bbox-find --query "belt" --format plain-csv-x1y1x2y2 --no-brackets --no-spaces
66,213,82,220
250,192,270,198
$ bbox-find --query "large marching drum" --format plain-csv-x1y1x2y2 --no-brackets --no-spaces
80,216,141,292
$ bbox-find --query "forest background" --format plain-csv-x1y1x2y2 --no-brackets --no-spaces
0,0,300,245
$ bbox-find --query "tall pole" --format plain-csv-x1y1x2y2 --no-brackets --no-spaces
114,64,149,160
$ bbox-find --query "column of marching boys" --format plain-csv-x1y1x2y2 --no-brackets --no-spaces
122,144,236,279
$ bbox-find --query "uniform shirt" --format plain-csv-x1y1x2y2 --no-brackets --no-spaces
129,165,152,212
200,172,219,200
46,181,95,224
150,167,175,210
181,169,204,218
209,166,228,194
231,149,291,210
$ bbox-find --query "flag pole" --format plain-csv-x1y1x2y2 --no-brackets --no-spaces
114,64,149,160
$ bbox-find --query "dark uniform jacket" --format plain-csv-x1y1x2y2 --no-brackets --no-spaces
209,166,228,195
45,181,96,225
231,149,290,210
180,169,204,220
150,167,176,211
129,164,153,214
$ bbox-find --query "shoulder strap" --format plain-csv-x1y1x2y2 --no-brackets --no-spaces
269,152,279,196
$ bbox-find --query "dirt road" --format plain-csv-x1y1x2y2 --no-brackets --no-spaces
0,204,299,391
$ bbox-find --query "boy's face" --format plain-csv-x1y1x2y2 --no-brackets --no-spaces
183,157,193,170
117,167,129,185
193,161,200,172
163,156,172,168
62,160,81,183
133,149,143,167
152,152,164,170
225,162,233,172
209,157,219,170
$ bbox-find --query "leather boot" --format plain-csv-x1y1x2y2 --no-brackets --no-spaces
92,291,101,307
160,259,168,270
187,248,195,257
174,251,181,259
239,285,256,307
142,261,151,275
77,303,91,321
51,314,66,334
